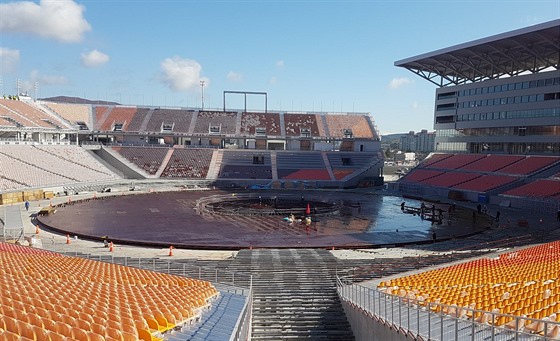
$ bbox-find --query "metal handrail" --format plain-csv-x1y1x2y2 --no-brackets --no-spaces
337,277,559,341
40,244,253,341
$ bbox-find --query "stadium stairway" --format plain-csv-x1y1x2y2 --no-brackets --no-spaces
165,291,248,341
206,149,223,180
233,248,356,340
138,108,155,132
322,152,336,180
155,148,175,177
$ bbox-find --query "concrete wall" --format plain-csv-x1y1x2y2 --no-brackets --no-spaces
342,300,412,341
94,147,145,180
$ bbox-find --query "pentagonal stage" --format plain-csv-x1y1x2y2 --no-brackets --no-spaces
37,190,487,249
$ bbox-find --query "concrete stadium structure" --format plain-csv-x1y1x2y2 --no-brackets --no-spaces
0,20,559,341
395,19,559,155
395,20,560,216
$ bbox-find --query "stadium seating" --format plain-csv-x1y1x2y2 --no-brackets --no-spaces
417,153,453,168
277,152,327,180
161,148,213,178
502,179,560,198
219,150,272,179
327,152,378,180
94,106,112,130
397,169,444,183
126,107,152,132
499,156,560,175
283,113,321,137
98,107,138,131
219,164,273,179
419,171,481,188
459,154,525,172
379,240,560,328
43,102,91,127
423,153,487,170
0,99,69,129
144,108,195,134
325,114,376,139
193,111,237,135
114,146,170,175
0,242,218,340
0,145,119,188
240,112,282,136
452,174,519,192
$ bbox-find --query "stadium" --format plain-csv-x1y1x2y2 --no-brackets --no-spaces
0,19,559,341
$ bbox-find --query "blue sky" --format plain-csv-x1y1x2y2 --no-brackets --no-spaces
0,0,558,134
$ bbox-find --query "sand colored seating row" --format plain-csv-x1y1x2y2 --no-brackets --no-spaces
0,145,119,186
0,99,63,129
4,100,377,138
378,241,560,334
43,102,90,126
0,152,72,188
0,246,218,341
325,114,376,139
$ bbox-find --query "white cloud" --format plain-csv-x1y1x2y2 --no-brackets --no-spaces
412,101,419,109
269,76,277,85
0,0,91,43
160,56,208,92
0,47,20,73
276,60,284,68
388,77,412,89
227,71,243,82
29,70,68,86
81,49,109,68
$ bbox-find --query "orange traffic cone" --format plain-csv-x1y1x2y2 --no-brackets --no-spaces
109,242,114,252
35,225,40,234
168,246,174,256
66,234,70,244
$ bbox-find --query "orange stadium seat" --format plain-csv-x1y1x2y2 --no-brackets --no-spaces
0,241,217,340
379,240,560,328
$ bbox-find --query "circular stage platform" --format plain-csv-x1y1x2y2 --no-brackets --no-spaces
37,190,487,249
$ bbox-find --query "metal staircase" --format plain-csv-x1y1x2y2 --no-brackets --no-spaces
233,249,355,340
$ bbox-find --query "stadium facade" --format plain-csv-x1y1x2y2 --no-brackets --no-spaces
0,95,385,194
395,19,560,155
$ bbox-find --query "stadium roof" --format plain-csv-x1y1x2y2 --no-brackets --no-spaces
395,19,560,87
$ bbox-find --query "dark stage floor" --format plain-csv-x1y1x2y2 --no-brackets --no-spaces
37,190,488,249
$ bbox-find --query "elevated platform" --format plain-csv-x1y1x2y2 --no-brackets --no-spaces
37,190,488,249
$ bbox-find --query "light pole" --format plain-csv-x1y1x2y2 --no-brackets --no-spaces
200,80,205,111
